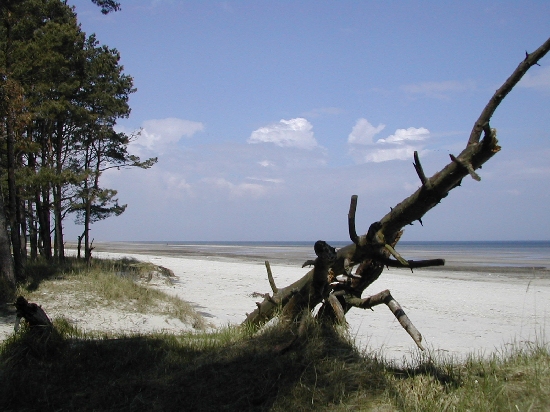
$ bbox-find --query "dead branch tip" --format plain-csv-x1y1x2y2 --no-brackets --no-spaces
265,261,278,293
345,290,424,350
450,154,481,181
413,151,428,186
348,195,360,245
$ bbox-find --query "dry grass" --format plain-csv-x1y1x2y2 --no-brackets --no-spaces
18,257,207,330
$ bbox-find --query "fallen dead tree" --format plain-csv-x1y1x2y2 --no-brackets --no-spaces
243,37,550,350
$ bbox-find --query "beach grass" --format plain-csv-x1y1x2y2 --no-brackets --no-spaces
0,258,549,411
18,256,207,330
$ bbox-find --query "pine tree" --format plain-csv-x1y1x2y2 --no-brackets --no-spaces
69,37,156,261
0,0,154,280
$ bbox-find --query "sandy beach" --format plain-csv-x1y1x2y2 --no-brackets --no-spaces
2,242,549,363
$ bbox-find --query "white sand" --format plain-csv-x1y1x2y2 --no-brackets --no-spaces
2,250,549,363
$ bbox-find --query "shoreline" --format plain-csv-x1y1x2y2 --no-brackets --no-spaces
68,248,550,361
70,241,550,279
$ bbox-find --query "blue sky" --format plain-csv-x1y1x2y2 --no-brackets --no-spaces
65,0,550,242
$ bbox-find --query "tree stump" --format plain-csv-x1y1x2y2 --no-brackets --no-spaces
14,296,53,332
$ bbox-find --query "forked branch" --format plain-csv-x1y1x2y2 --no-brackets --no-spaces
345,289,424,350
468,37,550,145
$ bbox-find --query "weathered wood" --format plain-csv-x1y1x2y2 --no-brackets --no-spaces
348,195,360,245
413,151,428,186
345,289,424,350
468,37,550,145
265,261,278,293
244,267,313,326
14,296,52,332
377,256,444,270
327,294,346,325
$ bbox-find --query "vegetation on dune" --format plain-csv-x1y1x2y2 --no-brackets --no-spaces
1,318,548,411
0,258,548,411
16,256,208,331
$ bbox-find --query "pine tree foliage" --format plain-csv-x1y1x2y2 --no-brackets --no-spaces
91,0,121,14
0,0,155,283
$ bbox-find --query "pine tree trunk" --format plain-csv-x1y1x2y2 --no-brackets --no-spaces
28,200,38,260
53,121,65,260
84,192,91,263
77,233,84,259
27,153,38,260
3,8,23,279
0,189,16,302
19,195,27,266
53,184,64,261
38,187,52,261
6,101,23,280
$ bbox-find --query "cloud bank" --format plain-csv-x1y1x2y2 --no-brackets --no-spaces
248,118,318,149
348,118,430,163
201,177,268,199
138,117,204,151
348,118,386,145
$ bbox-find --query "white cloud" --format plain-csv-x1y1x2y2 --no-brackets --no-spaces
163,172,193,198
520,66,550,90
138,117,204,151
348,121,430,163
363,146,418,163
348,118,386,145
246,177,284,184
402,80,476,99
258,160,275,167
202,177,268,198
378,127,430,144
248,118,318,149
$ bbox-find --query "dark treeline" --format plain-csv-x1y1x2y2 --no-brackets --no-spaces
0,0,155,294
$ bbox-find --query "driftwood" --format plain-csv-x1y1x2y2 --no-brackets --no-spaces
244,37,550,349
14,296,53,332
344,289,424,350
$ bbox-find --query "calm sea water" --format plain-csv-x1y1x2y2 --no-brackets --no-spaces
128,240,550,269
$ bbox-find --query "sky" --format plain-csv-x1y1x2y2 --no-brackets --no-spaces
64,0,550,242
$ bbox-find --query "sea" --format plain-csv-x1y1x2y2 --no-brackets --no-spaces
99,240,550,273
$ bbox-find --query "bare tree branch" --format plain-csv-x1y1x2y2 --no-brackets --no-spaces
413,151,428,186
345,289,424,350
468,37,550,145
265,261,278,294
348,195,360,246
